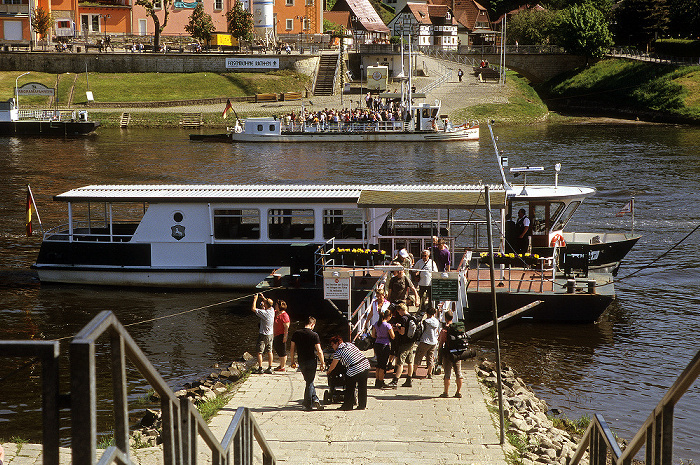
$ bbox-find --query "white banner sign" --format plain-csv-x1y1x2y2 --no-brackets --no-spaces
226,57,279,69
17,82,55,96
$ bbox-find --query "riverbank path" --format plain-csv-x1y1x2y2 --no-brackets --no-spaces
0,360,510,465
200,358,510,464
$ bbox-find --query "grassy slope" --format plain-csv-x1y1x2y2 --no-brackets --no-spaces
453,71,550,125
0,70,310,106
537,58,700,122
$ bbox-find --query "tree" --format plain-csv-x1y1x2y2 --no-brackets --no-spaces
506,9,559,45
613,0,669,48
226,0,253,43
667,0,700,38
557,3,613,63
136,0,173,52
31,7,54,47
185,3,215,45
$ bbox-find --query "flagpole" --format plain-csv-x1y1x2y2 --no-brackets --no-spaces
27,184,44,235
631,196,635,236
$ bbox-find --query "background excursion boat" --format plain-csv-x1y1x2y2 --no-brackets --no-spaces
189,98,479,143
0,98,100,136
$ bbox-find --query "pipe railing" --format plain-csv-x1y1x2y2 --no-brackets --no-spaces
68,310,275,465
570,348,700,465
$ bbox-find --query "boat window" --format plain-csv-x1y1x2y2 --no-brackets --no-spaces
431,108,438,118
422,109,429,118
268,209,314,240
269,124,275,131
323,209,364,239
552,201,580,231
213,209,260,239
257,124,263,132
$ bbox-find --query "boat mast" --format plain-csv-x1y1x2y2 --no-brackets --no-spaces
488,122,510,190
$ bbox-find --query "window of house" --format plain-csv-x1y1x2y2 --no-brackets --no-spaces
323,209,364,239
154,0,162,8
286,18,293,30
213,209,261,239
303,18,310,30
214,0,223,9
285,0,293,5
305,0,313,5
268,209,314,240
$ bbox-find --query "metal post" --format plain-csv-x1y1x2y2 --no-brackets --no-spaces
15,72,30,109
484,186,505,444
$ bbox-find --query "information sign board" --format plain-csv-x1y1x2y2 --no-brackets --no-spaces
17,82,55,96
226,57,279,69
431,272,459,301
323,271,351,300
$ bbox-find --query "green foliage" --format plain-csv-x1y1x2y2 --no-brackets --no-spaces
612,0,669,47
226,0,253,41
506,9,560,45
557,3,613,60
185,3,216,44
549,413,591,436
667,0,700,39
323,19,342,34
30,7,54,40
653,38,700,57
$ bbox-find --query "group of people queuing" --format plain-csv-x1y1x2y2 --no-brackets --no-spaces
282,98,410,130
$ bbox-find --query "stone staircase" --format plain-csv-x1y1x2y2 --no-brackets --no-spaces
180,112,203,128
313,52,339,96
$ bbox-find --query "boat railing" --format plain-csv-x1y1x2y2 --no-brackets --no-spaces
313,237,335,284
348,270,390,342
282,120,405,133
0,311,276,465
18,109,78,121
43,221,137,242
570,348,700,465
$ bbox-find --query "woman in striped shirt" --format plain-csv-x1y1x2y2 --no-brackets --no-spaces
327,335,371,410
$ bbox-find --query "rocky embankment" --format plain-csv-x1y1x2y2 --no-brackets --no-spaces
477,359,587,465
131,353,257,447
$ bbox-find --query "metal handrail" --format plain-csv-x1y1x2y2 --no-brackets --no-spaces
570,348,700,465
71,310,275,465
349,270,390,341
0,341,61,465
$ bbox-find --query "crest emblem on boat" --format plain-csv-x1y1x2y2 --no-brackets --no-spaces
171,225,186,240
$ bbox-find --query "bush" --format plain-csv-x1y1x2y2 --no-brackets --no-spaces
653,39,700,57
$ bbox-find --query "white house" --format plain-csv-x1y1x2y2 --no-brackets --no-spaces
387,3,458,50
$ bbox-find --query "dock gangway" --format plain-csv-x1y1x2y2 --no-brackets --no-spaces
570,348,700,465
0,311,275,465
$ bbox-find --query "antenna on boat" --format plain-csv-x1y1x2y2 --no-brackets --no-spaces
488,121,510,190
510,166,544,195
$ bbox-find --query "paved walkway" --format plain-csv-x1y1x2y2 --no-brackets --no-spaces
0,360,509,465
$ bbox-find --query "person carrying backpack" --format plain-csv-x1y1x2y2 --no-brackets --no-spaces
438,311,463,398
386,303,416,388
411,306,440,379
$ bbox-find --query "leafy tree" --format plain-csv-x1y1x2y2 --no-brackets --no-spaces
136,0,173,52
613,0,669,48
666,0,698,38
557,3,613,63
185,3,215,45
31,7,54,46
226,0,253,42
506,9,559,45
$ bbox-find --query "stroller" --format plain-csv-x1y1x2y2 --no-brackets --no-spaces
323,358,348,405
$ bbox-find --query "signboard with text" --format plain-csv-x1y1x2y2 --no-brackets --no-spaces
431,272,459,301
323,271,351,300
226,57,279,69
17,82,55,96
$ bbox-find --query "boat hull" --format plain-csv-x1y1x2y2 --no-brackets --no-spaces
0,120,100,136
191,127,479,143
561,233,641,275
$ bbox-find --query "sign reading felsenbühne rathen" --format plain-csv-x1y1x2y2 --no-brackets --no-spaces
17,82,55,96
225,58,279,69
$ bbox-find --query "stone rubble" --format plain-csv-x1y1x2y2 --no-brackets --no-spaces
132,352,257,447
476,359,589,465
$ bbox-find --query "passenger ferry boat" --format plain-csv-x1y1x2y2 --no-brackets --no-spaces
189,98,479,143
0,98,99,136
33,169,637,322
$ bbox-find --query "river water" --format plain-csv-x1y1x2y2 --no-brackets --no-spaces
1,123,699,460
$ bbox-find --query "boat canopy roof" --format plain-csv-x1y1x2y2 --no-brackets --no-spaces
53,184,507,208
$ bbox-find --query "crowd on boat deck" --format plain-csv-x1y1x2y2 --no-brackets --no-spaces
281,96,411,128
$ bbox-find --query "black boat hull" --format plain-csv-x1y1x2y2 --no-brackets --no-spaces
0,120,100,136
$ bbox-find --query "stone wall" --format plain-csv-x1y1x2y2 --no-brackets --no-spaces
0,52,319,75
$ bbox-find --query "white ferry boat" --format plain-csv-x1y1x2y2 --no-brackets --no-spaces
189,99,479,143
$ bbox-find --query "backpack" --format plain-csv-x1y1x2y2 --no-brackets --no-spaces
406,315,424,343
446,321,475,361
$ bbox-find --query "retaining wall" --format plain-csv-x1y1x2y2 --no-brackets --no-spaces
0,52,320,75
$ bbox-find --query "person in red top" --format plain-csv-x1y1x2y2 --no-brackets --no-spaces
273,299,291,371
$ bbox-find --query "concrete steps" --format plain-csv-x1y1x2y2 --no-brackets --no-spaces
313,53,339,96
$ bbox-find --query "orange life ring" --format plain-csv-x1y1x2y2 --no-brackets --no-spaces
550,234,566,247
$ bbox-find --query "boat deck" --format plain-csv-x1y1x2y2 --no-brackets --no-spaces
466,268,555,293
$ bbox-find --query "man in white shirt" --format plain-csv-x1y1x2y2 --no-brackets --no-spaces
413,249,438,313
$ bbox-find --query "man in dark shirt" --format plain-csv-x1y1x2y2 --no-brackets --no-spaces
386,265,419,304
432,237,451,272
290,316,326,410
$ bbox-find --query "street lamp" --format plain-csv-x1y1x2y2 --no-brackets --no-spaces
100,14,111,50
15,72,30,109
359,64,363,104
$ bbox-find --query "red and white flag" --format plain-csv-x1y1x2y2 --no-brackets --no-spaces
617,200,633,217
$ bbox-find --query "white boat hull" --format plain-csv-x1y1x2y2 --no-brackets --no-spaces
229,127,479,143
